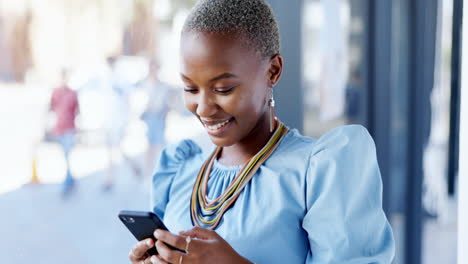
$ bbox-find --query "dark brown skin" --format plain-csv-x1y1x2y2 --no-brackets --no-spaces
129,31,283,264
181,31,283,165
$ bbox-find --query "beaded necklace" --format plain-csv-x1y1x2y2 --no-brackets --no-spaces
190,121,289,229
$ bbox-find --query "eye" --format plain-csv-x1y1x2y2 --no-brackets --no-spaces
184,87,198,93
214,85,237,94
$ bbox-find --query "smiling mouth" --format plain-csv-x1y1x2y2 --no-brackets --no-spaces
205,119,230,129
202,118,234,134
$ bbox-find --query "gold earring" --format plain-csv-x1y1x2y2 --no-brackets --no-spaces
269,88,276,132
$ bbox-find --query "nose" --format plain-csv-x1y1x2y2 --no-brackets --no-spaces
195,91,218,118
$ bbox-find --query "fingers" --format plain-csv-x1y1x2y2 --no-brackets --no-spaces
155,239,185,264
148,255,169,264
129,239,154,263
153,229,187,251
179,226,217,240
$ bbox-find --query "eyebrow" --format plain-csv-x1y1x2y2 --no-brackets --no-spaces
209,73,238,82
180,72,238,82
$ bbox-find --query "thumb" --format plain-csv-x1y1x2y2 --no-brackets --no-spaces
179,226,217,240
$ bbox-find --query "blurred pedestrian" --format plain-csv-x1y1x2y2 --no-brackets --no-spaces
48,69,79,195
140,60,171,178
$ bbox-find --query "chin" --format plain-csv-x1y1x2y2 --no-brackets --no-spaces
208,134,238,147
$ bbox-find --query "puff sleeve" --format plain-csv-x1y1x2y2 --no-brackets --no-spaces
151,139,202,220
302,125,395,263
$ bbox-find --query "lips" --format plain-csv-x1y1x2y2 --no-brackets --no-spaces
201,117,234,135
201,117,232,126
205,119,230,129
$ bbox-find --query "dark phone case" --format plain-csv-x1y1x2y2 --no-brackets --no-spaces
118,210,172,256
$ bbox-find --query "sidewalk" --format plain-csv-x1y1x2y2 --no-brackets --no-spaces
0,167,152,264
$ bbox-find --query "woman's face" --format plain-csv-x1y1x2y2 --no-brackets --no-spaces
180,31,280,147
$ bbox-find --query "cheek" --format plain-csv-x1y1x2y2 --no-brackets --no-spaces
224,91,265,119
183,94,197,114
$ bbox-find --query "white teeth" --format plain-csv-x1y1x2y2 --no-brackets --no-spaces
206,119,230,130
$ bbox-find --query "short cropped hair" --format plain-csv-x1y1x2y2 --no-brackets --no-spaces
182,0,280,59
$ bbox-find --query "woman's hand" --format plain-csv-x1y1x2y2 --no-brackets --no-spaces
152,227,253,264
128,238,167,264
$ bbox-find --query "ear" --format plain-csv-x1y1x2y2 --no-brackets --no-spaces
267,54,283,88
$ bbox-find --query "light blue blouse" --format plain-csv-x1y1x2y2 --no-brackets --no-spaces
151,125,395,263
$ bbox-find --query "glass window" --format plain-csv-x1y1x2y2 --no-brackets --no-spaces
422,0,458,263
302,0,366,138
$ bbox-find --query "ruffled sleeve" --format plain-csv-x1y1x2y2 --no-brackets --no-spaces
303,125,395,263
151,139,202,219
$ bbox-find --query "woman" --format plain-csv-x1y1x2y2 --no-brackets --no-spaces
129,0,395,263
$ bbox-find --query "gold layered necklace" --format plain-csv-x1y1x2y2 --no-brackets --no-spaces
190,121,289,229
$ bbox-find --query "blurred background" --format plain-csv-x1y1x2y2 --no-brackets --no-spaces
0,0,463,263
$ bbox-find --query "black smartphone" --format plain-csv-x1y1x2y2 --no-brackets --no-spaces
118,210,179,256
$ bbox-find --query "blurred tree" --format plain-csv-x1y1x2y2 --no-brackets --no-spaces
11,11,33,82
0,11,33,82
123,0,157,58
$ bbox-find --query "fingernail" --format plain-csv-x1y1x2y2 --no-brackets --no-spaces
146,240,152,246
154,230,161,238
151,256,158,263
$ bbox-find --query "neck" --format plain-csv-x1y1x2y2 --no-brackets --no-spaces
217,114,275,166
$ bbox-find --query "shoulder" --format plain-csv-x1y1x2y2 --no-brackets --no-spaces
310,124,376,157
274,128,316,158
278,124,374,158
158,139,204,170
273,125,377,180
